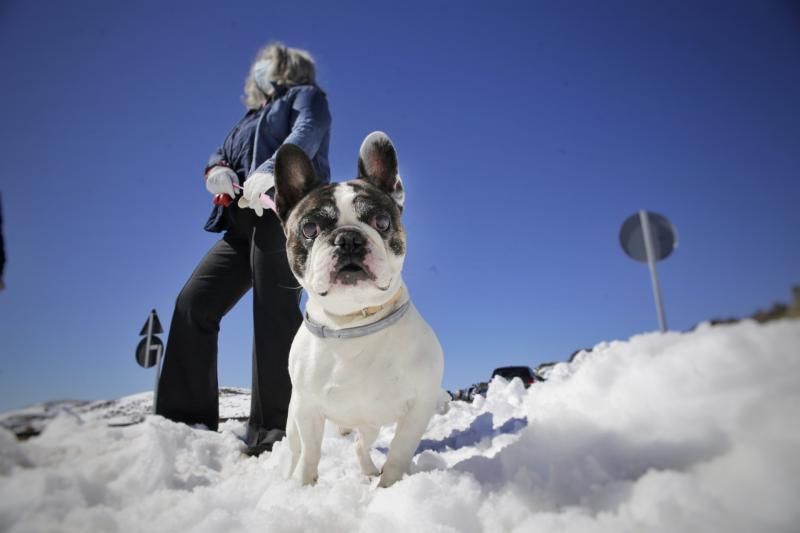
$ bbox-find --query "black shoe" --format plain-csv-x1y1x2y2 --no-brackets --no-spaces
244,428,286,457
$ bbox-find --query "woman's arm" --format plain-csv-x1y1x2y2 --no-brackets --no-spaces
255,86,331,175
204,147,229,176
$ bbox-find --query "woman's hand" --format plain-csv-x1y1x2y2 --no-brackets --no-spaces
238,171,275,217
205,166,240,198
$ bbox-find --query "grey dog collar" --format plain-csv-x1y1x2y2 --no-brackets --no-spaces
303,300,411,339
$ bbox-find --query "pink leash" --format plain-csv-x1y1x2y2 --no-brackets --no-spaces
213,183,276,212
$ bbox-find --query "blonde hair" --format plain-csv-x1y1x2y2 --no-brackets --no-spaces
243,42,318,109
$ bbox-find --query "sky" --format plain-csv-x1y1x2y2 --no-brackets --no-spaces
2,320,799,531
1,0,799,412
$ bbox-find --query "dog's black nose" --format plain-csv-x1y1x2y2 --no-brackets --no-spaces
334,230,366,254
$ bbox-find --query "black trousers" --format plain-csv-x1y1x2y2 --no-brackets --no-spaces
155,205,301,442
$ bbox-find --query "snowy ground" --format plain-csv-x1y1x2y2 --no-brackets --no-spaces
1,319,798,533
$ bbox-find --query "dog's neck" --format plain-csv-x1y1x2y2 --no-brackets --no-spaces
306,285,409,330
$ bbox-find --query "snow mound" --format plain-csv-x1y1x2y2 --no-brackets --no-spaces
0,319,798,532
0,388,252,438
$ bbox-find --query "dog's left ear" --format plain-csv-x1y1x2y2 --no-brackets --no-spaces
274,143,319,223
358,131,405,208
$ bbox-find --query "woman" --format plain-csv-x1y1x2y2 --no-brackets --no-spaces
156,42,331,456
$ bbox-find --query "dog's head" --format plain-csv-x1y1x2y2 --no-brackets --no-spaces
274,132,406,315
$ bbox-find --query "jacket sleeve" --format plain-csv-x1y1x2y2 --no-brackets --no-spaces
205,147,227,175
255,86,331,175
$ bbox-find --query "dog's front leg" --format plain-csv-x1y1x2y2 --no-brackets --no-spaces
379,398,435,487
355,426,380,477
285,395,301,479
292,400,325,486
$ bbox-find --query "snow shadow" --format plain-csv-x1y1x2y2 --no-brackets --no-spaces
452,417,731,512
413,412,528,454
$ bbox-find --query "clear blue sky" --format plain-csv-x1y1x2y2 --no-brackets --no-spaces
1,0,798,412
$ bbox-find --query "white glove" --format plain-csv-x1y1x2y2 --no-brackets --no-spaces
205,166,239,198
238,171,275,217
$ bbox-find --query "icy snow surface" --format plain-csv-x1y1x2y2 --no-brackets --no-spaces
1,319,798,533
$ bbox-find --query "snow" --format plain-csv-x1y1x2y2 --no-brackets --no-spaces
1,319,799,532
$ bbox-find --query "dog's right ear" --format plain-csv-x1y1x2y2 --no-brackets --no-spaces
274,144,318,223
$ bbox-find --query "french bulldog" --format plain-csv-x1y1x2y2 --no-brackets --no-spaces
272,131,444,488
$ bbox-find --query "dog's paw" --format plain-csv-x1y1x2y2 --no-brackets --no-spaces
295,472,319,486
362,462,380,477
294,465,319,486
377,464,405,488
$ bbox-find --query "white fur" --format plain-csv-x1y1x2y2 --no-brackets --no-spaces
284,185,444,488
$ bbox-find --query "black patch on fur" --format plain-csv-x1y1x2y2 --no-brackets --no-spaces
388,234,405,256
348,181,406,256
286,184,339,279
349,179,403,214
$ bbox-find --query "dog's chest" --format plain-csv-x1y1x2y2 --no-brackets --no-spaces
297,335,416,427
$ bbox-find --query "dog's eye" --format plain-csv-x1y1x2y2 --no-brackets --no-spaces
372,213,391,233
301,221,320,239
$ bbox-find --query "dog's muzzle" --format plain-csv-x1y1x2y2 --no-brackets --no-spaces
331,226,374,285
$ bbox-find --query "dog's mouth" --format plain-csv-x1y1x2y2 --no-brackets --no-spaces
333,259,372,285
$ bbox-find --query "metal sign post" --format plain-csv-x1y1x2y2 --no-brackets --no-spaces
620,211,678,333
136,309,164,412
639,210,668,332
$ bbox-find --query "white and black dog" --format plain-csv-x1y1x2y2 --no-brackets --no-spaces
272,131,444,487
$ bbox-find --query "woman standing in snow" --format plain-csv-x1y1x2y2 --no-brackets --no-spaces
156,42,331,456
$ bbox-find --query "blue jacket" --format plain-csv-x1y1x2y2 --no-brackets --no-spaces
204,84,331,232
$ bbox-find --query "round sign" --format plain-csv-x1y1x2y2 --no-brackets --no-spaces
135,336,163,368
619,211,678,262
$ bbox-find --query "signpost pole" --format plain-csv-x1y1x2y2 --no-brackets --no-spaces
639,210,668,332
137,309,165,413
152,344,163,411
144,311,154,367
